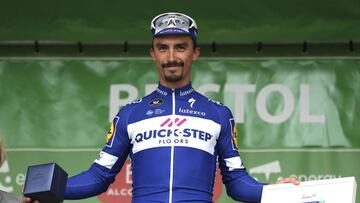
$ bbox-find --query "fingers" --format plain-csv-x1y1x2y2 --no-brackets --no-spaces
23,196,40,203
23,196,32,203
274,176,300,185
23,196,31,203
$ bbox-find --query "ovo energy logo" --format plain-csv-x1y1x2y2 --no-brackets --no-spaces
0,160,26,192
0,160,13,192
249,160,281,181
249,160,343,182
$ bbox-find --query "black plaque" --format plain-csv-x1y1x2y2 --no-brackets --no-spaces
23,163,68,203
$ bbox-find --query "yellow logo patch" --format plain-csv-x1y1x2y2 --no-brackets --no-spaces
232,124,238,148
106,122,115,143
106,116,119,147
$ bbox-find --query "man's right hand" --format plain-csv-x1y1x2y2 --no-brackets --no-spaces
23,196,40,203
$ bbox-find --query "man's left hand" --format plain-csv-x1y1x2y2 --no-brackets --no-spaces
272,176,300,185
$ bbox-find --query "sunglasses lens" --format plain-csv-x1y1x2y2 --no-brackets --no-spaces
151,12,198,40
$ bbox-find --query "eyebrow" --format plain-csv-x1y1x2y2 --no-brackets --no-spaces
154,42,189,48
175,43,189,47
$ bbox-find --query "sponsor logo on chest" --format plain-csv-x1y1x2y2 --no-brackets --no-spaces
177,97,206,116
134,117,213,144
178,108,206,116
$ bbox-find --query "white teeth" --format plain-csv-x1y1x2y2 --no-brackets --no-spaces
163,66,182,69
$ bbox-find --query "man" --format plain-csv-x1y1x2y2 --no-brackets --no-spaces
25,12,299,203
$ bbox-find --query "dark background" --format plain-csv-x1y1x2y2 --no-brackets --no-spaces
1,0,359,43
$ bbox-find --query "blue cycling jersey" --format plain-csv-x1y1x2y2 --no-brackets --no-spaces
64,83,265,203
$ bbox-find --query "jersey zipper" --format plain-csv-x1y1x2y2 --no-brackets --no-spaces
168,89,175,203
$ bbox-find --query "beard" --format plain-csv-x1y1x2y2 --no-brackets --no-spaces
162,60,184,82
164,73,183,82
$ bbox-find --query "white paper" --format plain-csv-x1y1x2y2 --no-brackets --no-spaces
261,176,357,203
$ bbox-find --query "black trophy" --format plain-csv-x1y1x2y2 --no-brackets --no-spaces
23,163,68,203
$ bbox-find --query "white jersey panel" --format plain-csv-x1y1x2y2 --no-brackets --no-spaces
224,156,244,171
94,151,119,169
127,115,221,155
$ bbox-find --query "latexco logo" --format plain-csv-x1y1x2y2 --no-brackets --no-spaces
178,108,206,116
0,160,25,192
249,160,342,182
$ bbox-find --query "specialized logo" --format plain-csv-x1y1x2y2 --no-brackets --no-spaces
106,116,120,147
188,98,196,108
149,98,164,106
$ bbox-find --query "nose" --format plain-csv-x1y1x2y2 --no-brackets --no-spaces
167,48,175,61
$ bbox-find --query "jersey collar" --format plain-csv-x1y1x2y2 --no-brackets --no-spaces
156,83,194,97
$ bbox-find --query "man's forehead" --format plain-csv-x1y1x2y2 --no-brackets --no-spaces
153,35,193,44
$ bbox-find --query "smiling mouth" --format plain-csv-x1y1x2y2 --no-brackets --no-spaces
163,66,182,69
162,61,184,69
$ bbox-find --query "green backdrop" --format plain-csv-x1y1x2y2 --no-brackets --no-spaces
0,57,359,202
1,0,359,42
1,0,359,202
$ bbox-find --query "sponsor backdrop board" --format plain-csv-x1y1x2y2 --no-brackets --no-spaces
0,58,359,202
